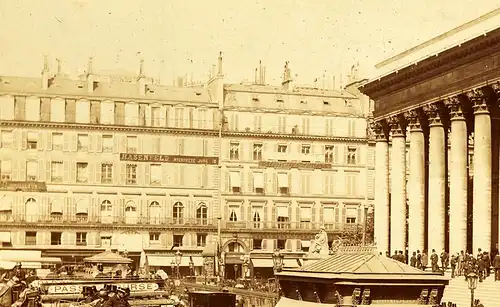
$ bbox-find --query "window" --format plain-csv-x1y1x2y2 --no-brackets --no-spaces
347,146,357,165
76,232,87,246
253,239,262,250
346,172,358,196
323,206,336,229
52,133,63,150
253,172,264,194
277,144,287,153
276,206,289,229
253,143,263,160
101,236,111,247
101,163,113,184
197,234,207,247
252,207,263,229
50,98,65,122
76,100,90,123
277,173,289,194
173,234,183,247
100,101,114,125
125,201,137,224
174,108,184,128
277,239,286,250
126,136,138,153
229,171,241,193
150,164,162,185
77,134,89,151
1,131,12,148
151,136,161,154
26,161,38,181
325,145,334,163
198,109,207,129
346,207,358,224
51,161,63,182
25,97,40,121
0,160,12,180
300,207,312,229
173,202,184,224
51,232,62,245
76,199,89,222
76,162,89,183
229,142,240,160
102,135,113,153
126,164,137,184
228,206,239,222
301,144,311,155
27,132,38,149
100,200,113,224
149,201,161,224
196,203,208,226
25,231,36,245
125,103,138,126
152,107,161,127
149,232,160,245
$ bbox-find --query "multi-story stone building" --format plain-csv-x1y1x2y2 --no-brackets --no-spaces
0,55,373,278
0,57,221,272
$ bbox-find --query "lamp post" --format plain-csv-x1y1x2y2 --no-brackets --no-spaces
219,252,226,284
175,250,183,280
233,264,239,280
272,250,284,304
189,256,195,278
241,254,250,280
467,272,478,307
170,260,176,277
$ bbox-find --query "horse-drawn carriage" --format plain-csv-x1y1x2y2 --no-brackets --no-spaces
0,262,42,307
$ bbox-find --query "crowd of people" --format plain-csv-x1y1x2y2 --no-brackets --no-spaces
386,248,500,281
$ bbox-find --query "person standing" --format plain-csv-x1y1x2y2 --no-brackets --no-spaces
440,249,449,274
493,252,500,281
430,249,439,273
410,252,417,268
422,250,428,271
416,250,422,270
450,254,457,278
457,251,464,277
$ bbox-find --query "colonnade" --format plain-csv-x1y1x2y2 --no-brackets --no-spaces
372,84,500,257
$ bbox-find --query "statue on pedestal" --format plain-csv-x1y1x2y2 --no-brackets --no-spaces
308,226,330,257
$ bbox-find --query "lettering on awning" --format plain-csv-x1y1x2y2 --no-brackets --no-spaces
0,181,47,192
120,153,219,165
47,282,159,294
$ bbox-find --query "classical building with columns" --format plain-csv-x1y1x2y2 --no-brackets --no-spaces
359,8,500,256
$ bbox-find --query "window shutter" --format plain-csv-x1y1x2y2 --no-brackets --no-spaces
62,133,69,152
120,135,127,153
38,160,45,181
120,163,126,185
21,131,27,150
166,233,173,248
95,135,103,153
70,162,76,183
272,205,276,224
225,171,230,192
19,159,26,181
285,240,292,251
88,162,95,184
342,206,347,224
95,163,101,184
11,159,18,181
63,161,70,182
288,173,292,193
325,119,330,135
88,134,94,152
202,166,208,188
240,205,244,223
319,204,324,224
37,132,44,151
137,164,144,186
71,133,78,152
273,173,277,193
335,206,340,223
295,206,299,224
224,206,229,222
145,164,151,185
247,204,252,223
324,175,329,195
312,206,316,225
247,171,253,193
182,234,190,247
262,239,268,251
45,161,51,182
344,145,348,164
45,133,52,151
272,239,278,251
357,207,362,224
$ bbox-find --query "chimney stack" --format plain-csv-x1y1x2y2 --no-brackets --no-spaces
56,58,62,75
254,68,258,84
87,57,95,94
41,55,49,90
217,51,223,76
282,61,292,91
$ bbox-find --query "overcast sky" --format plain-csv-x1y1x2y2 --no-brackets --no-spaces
0,0,499,87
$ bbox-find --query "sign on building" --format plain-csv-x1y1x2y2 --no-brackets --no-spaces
120,153,219,165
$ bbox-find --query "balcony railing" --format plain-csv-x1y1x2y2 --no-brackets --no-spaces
6,215,219,227
224,220,360,231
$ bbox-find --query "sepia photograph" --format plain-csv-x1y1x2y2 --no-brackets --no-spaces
0,0,500,306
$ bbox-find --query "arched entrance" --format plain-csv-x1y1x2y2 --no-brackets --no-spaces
223,240,247,281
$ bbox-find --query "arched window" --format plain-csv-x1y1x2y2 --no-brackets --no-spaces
149,201,161,225
124,201,137,224
173,202,184,225
25,198,38,222
50,198,64,221
227,241,244,253
196,203,208,225
100,200,113,224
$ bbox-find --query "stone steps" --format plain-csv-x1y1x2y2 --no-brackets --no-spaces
441,274,500,307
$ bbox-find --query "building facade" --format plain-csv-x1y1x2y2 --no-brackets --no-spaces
359,9,500,257
0,55,373,277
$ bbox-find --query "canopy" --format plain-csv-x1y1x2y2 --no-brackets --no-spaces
83,251,132,264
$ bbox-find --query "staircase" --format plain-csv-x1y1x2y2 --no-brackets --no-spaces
441,273,500,307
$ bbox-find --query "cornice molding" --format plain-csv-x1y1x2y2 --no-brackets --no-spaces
223,106,365,118
222,131,368,143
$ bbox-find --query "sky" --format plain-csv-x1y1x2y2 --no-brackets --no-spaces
0,0,499,87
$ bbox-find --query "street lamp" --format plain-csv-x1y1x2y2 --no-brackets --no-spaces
189,256,195,277
272,250,284,273
234,264,239,280
170,260,176,277
219,252,226,282
467,272,478,307
241,254,250,279
175,250,183,279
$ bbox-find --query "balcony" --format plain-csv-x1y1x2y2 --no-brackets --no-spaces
223,220,359,232
4,215,219,229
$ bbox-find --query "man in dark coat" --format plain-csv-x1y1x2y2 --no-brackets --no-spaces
450,254,457,278
440,249,449,274
483,252,491,278
477,255,485,283
410,252,417,268
416,250,422,270
493,252,500,281
430,249,439,273
422,250,428,271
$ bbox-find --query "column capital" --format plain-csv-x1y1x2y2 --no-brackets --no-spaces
370,120,388,141
404,109,422,131
443,96,464,120
387,115,405,136
466,88,489,114
422,103,442,126
491,81,500,100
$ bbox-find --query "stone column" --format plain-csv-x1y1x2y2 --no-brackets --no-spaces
373,121,390,254
445,97,468,255
406,110,425,256
424,104,446,254
468,89,492,253
388,116,407,253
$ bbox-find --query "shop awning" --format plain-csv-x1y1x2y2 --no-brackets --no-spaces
251,259,274,268
283,259,301,268
148,256,204,267
0,201,12,211
0,260,16,270
225,257,243,265
50,200,63,214
76,200,89,214
20,262,42,269
0,232,10,242
201,243,217,257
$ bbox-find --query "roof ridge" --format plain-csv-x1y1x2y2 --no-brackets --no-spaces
351,254,375,272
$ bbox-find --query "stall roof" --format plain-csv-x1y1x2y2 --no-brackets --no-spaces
83,251,132,264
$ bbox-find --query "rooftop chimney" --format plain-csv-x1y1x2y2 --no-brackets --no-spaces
56,58,62,75
217,51,223,76
254,68,258,84
41,55,50,90
87,57,95,94
139,58,145,77
282,61,292,91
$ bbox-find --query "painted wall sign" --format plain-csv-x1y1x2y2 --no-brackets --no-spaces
47,282,159,294
120,153,219,165
0,181,47,192
258,161,331,169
